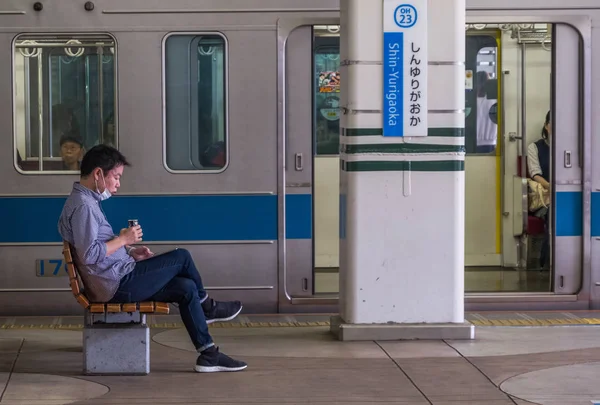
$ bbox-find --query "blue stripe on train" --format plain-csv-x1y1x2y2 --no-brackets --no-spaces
556,191,582,237
0,194,312,243
0,191,595,243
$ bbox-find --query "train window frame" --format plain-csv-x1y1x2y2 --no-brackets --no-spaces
465,30,501,156
313,26,341,157
161,31,229,174
11,32,119,175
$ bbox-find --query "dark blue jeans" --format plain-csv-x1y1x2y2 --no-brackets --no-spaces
110,248,213,352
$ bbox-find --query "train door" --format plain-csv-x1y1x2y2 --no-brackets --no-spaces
464,30,506,286
312,26,342,294
278,20,339,310
465,19,584,298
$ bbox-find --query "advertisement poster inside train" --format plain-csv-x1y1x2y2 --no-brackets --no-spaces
318,71,340,93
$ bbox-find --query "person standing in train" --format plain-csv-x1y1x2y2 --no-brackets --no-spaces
57,145,248,373
476,71,498,154
527,110,551,270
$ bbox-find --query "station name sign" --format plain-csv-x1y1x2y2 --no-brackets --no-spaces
383,0,428,137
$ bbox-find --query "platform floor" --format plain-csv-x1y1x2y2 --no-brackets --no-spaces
1,313,600,405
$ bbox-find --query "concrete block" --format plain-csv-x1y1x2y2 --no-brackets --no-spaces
330,315,475,341
83,324,150,375
89,311,145,325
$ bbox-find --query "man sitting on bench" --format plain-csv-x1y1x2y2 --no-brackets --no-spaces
57,144,247,373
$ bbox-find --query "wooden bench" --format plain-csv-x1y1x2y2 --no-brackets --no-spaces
62,241,169,375
62,241,170,315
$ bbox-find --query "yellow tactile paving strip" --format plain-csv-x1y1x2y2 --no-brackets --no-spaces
0,320,333,330
2,316,600,330
469,318,600,326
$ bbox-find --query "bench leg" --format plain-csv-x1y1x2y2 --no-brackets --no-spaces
83,323,150,375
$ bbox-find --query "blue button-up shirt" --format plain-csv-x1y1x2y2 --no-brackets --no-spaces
58,182,135,302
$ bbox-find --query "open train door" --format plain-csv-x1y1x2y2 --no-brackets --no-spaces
277,18,339,312
464,13,587,305
551,22,585,295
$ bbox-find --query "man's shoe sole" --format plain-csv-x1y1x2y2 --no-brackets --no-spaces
194,364,248,373
206,305,243,324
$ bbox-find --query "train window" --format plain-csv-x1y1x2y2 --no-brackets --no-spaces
314,26,341,156
163,34,227,172
465,34,499,155
13,34,117,173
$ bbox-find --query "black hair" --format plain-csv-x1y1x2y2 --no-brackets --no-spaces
59,134,83,148
541,110,551,139
80,144,130,177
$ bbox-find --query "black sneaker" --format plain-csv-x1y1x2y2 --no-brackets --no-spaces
202,298,243,324
195,346,247,373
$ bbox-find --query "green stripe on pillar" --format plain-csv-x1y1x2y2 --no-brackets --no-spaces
342,160,465,172
342,144,465,154
343,128,464,137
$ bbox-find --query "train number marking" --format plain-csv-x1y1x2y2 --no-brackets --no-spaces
36,259,68,277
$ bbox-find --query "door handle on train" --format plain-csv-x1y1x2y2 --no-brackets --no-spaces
295,153,303,171
564,150,572,168
508,133,522,142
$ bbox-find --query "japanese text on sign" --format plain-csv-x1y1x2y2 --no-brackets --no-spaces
383,0,428,137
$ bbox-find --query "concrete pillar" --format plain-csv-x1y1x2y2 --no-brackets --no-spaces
331,0,474,340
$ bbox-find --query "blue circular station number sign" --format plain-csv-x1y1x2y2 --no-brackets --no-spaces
394,4,418,28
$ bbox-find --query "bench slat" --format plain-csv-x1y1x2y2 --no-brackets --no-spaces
62,241,73,262
106,303,122,313
122,303,137,313
89,304,106,313
154,302,170,314
66,263,77,280
139,302,155,313
75,294,90,309
69,279,81,295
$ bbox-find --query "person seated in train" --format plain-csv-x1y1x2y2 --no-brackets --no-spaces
475,71,498,154
527,110,551,191
200,141,225,168
527,110,551,270
57,145,248,373
59,134,84,171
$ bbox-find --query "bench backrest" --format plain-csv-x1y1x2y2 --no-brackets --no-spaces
62,241,91,310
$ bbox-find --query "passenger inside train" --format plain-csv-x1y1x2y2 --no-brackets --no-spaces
476,71,498,154
527,110,552,270
528,111,551,191
57,145,248,373
58,134,84,171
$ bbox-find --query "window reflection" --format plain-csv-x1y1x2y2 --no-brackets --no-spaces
13,34,116,172
164,34,227,171
314,27,341,156
465,34,499,155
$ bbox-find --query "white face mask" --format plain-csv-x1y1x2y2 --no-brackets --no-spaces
95,171,112,201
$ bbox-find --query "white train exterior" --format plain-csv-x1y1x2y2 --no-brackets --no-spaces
0,0,597,315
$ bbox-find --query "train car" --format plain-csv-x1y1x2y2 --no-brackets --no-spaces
0,0,597,315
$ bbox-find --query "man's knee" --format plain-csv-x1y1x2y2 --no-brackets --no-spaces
181,278,198,302
165,277,198,303
174,248,192,261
